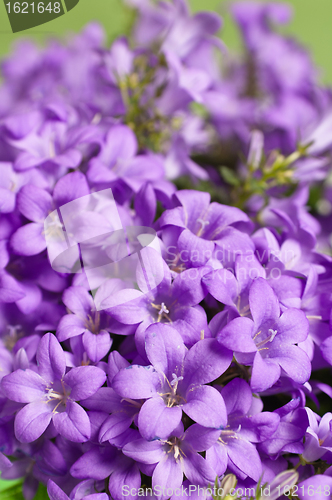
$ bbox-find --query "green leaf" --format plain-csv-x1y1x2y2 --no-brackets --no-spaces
0,478,21,489
219,166,240,187
0,479,24,500
33,483,48,500
0,479,48,500
190,102,209,119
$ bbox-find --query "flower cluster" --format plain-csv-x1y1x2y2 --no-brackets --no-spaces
0,1,332,499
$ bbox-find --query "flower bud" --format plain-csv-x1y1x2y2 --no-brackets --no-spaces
259,470,299,500
220,474,237,495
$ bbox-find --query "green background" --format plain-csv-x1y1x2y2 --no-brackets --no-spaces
0,0,332,83
0,0,331,497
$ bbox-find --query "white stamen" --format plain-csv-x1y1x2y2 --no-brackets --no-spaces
197,218,210,230
158,302,169,316
171,373,184,387
268,329,278,342
6,324,22,336
49,139,56,159
45,388,63,402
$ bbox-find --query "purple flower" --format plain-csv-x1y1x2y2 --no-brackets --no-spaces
206,378,279,482
0,163,47,214
2,333,106,442
112,323,232,440
302,409,332,463
217,278,311,392
10,172,90,257
10,185,55,256
159,190,253,268
57,286,112,363
87,125,164,193
259,398,309,458
122,423,219,500
9,118,100,173
47,479,109,500
70,439,141,500
104,255,211,356
82,352,142,444
298,474,332,500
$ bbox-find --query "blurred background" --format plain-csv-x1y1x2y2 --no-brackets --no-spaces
1,0,332,84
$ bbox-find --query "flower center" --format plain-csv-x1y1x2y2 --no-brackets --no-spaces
150,302,172,323
170,373,184,390
4,324,23,351
45,381,69,413
254,328,278,350
45,388,65,402
160,373,185,408
196,218,210,237
218,425,242,445
81,352,91,366
85,312,101,334
43,211,64,240
164,437,185,462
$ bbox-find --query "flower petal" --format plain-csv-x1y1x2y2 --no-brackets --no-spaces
182,452,216,486
11,223,46,256
275,308,309,344
70,445,117,480
251,352,281,392
0,273,25,303
56,314,86,342
183,385,227,429
16,281,42,314
63,366,107,400
152,457,183,500
99,413,135,443
53,172,90,207
249,278,280,330
52,401,91,442
47,480,70,500
218,317,256,353
36,332,66,383
227,437,262,481
138,397,182,441
108,459,141,500
123,439,164,464
145,323,186,378
15,402,52,442
17,185,52,222
62,286,94,317
268,345,311,384
82,330,112,363
2,369,47,403
184,424,221,452
112,365,160,399
183,339,232,389
220,378,253,416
